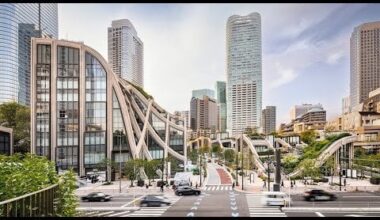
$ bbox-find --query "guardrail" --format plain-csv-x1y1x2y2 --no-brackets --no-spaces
0,184,59,217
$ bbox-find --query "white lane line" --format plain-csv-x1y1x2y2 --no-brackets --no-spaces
128,213,162,216
95,211,114,217
343,196,380,198
108,210,131,217
216,186,220,190
315,212,325,217
121,195,145,207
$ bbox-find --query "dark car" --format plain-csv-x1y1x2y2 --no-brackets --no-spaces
175,186,201,196
303,189,337,201
140,195,171,207
81,192,112,202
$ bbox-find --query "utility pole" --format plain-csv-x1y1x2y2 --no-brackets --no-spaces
199,154,202,186
236,144,239,186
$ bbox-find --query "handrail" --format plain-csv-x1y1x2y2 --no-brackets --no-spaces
0,183,58,205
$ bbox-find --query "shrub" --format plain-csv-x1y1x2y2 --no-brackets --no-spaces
370,177,380,185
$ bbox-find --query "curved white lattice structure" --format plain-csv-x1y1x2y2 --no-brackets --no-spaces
31,38,187,177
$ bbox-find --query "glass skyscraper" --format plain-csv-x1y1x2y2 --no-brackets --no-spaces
215,81,227,132
192,89,215,99
0,3,58,106
108,19,144,88
226,13,262,136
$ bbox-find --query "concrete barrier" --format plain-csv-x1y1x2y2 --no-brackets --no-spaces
283,207,380,212
76,207,140,211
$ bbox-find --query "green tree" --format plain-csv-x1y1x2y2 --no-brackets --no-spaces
282,154,299,174
56,169,78,217
300,130,317,145
298,158,320,178
224,149,235,164
187,148,199,164
199,145,211,155
211,144,222,155
124,159,139,186
144,159,161,185
0,102,30,153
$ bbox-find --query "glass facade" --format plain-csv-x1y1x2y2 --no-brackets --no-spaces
169,127,184,155
35,44,51,158
151,113,166,141
147,132,164,159
0,3,58,105
56,46,79,171
0,131,11,155
84,52,107,168
112,90,131,163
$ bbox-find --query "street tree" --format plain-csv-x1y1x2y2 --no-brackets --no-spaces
0,102,30,153
224,149,235,164
298,158,320,179
144,159,161,185
300,130,317,145
124,159,139,186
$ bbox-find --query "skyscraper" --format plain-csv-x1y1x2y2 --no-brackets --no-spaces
192,89,215,99
190,96,219,132
226,13,262,136
262,106,276,135
0,3,58,105
350,21,380,108
215,81,227,132
108,19,144,87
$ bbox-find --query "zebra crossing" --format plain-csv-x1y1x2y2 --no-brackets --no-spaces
203,185,233,191
80,195,181,217
246,194,287,217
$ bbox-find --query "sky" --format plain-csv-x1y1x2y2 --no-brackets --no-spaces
59,3,380,127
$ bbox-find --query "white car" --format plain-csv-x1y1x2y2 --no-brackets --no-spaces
260,192,291,207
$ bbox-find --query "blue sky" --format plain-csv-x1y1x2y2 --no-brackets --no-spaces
59,3,380,127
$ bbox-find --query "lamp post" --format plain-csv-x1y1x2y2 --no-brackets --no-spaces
119,131,122,193
199,154,202,187
235,145,239,186
241,134,244,191
339,149,342,191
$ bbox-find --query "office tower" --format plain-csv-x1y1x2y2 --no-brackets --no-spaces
108,19,144,87
31,38,186,178
0,3,58,105
192,89,215,99
293,105,326,133
174,110,190,129
350,21,380,108
215,81,227,132
342,96,350,114
289,103,323,121
262,106,276,135
226,13,262,136
190,96,219,131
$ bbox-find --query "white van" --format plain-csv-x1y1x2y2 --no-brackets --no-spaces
260,192,291,207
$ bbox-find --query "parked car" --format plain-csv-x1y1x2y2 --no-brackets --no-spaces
260,191,291,207
303,189,337,201
173,181,190,190
175,186,201,196
81,192,112,202
140,195,171,207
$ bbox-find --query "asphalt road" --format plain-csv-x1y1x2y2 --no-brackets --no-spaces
78,194,143,208
162,190,250,217
290,192,380,208
286,211,380,217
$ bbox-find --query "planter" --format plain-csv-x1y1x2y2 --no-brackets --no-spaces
137,180,145,187
370,177,380,185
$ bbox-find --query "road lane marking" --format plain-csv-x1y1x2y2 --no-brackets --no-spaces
216,186,220,190
191,206,197,210
343,196,380,198
231,201,236,206
187,212,194,217
315,212,325,217
108,210,131,217
121,195,145,207
194,201,200,205
231,206,238,210
231,212,239,217
95,211,114,217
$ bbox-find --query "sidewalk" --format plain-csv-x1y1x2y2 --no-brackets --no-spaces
224,169,380,194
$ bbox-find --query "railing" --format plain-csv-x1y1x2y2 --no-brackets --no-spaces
0,184,59,217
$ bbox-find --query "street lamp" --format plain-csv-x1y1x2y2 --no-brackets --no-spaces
119,131,122,193
241,134,244,190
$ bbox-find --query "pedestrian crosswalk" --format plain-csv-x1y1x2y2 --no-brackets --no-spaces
246,194,287,217
203,185,233,191
80,195,181,217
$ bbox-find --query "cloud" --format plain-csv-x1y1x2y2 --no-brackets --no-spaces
268,63,297,89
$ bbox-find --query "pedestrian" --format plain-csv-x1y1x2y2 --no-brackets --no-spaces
263,180,266,189
281,180,284,187
291,182,293,189
344,178,346,187
146,184,149,189
160,184,164,192
190,181,193,187
232,182,235,189
195,183,198,189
